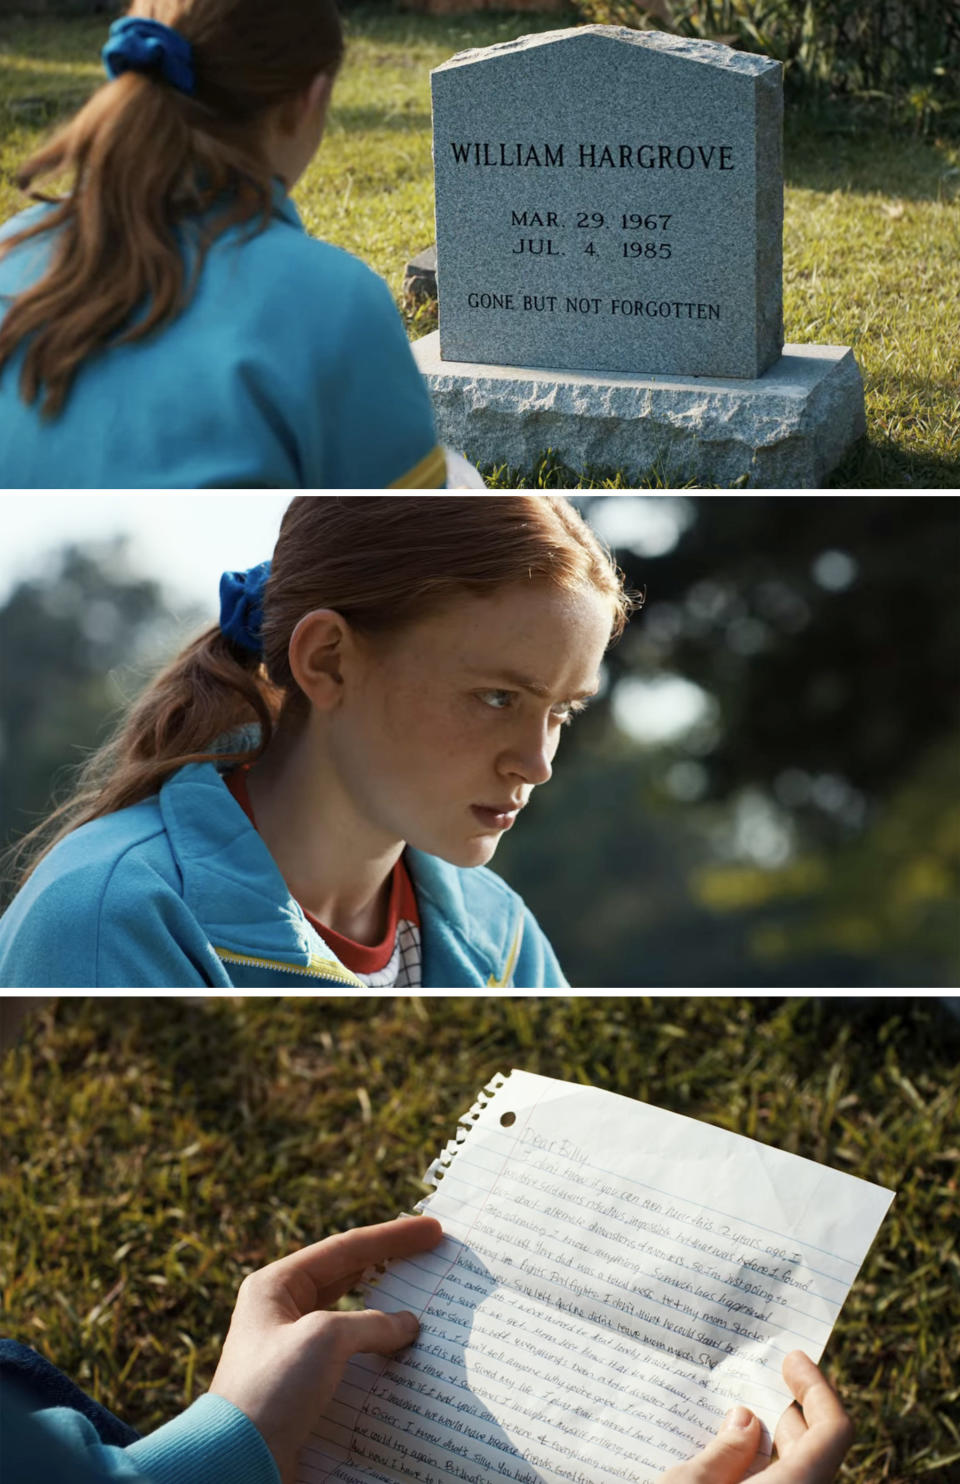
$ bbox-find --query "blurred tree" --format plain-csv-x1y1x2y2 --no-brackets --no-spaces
0,540,195,893
494,736,927,989
569,0,959,131
496,496,960,986
691,732,960,986
580,495,960,849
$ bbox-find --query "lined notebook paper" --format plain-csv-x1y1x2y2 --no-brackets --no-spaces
300,1069,895,1484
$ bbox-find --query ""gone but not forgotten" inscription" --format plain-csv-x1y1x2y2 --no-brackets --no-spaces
431,27,784,380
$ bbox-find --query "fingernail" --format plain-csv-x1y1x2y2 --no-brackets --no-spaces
398,1311,420,1339
725,1406,753,1429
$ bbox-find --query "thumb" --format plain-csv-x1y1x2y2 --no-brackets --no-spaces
662,1407,763,1483
322,1306,420,1361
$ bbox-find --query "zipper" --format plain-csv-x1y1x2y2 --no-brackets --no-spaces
214,946,365,986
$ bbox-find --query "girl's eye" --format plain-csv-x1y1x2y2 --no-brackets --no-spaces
476,691,587,724
553,701,586,726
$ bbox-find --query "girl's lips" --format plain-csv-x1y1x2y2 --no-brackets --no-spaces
471,804,519,831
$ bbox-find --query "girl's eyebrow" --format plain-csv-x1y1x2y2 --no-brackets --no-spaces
466,666,600,701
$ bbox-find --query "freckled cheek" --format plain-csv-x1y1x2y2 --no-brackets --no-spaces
375,684,433,745
379,692,470,775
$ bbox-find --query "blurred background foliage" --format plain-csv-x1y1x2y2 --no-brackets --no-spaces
6,0,957,135
570,0,960,136
1,496,958,988
1,995,958,1483
496,496,960,986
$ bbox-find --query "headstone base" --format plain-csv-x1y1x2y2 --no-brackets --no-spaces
411,335,866,488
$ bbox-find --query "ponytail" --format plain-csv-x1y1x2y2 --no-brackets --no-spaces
6,496,637,892
3,624,278,895
0,0,344,418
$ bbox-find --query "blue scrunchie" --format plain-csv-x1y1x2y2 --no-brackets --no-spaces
219,561,271,655
102,17,196,96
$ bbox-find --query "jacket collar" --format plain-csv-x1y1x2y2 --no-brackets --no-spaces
271,177,304,231
158,762,522,987
159,762,362,985
406,846,524,987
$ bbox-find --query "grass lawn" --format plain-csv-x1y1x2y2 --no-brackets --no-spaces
1,8,957,486
1,997,958,1482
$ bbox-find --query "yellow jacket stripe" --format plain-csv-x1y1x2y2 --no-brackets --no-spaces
487,916,524,988
389,444,447,489
215,946,365,985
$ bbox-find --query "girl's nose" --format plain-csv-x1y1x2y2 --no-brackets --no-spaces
501,723,555,788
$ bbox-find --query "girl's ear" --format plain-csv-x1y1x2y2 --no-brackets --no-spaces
306,70,334,121
275,71,333,137
288,609,351,712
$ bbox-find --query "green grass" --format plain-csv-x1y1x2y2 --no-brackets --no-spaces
2,998,959,1483
2,9,958,486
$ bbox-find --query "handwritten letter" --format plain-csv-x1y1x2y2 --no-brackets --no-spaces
300,1070,894,1484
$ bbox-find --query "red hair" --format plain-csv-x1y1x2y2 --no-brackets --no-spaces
0,0,344,417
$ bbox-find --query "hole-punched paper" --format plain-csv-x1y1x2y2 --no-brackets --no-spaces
301,1069,895,1484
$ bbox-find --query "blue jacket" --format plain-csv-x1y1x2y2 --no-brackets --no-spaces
1,1388,278,1484
0,185,443,489
0,763,566,989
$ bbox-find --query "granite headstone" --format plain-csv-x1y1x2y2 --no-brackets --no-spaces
413,25,866,486
431,26,783,380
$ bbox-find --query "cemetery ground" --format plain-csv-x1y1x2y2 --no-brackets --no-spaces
2,996,959,1484
1,10,957,488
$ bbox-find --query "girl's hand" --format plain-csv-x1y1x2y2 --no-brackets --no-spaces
657,1351,854,1484
210,1215,444,1484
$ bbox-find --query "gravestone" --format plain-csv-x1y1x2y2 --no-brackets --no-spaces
432,27,781,379
412,26,866,487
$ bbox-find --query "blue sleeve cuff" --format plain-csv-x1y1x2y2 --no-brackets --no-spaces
126,1393,280,1484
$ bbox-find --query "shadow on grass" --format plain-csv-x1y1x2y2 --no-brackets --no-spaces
826,437,960,489
770,995,960,1085
0,95,434,140
783,104,960,203
329,105,432,136
342,6,576,49
49,992,960,1133
81,997,258,1136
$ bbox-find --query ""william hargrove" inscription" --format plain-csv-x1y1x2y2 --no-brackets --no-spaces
450,141,734,170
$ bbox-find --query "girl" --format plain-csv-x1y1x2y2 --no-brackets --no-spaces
0,495,635,988
0,2,449,488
